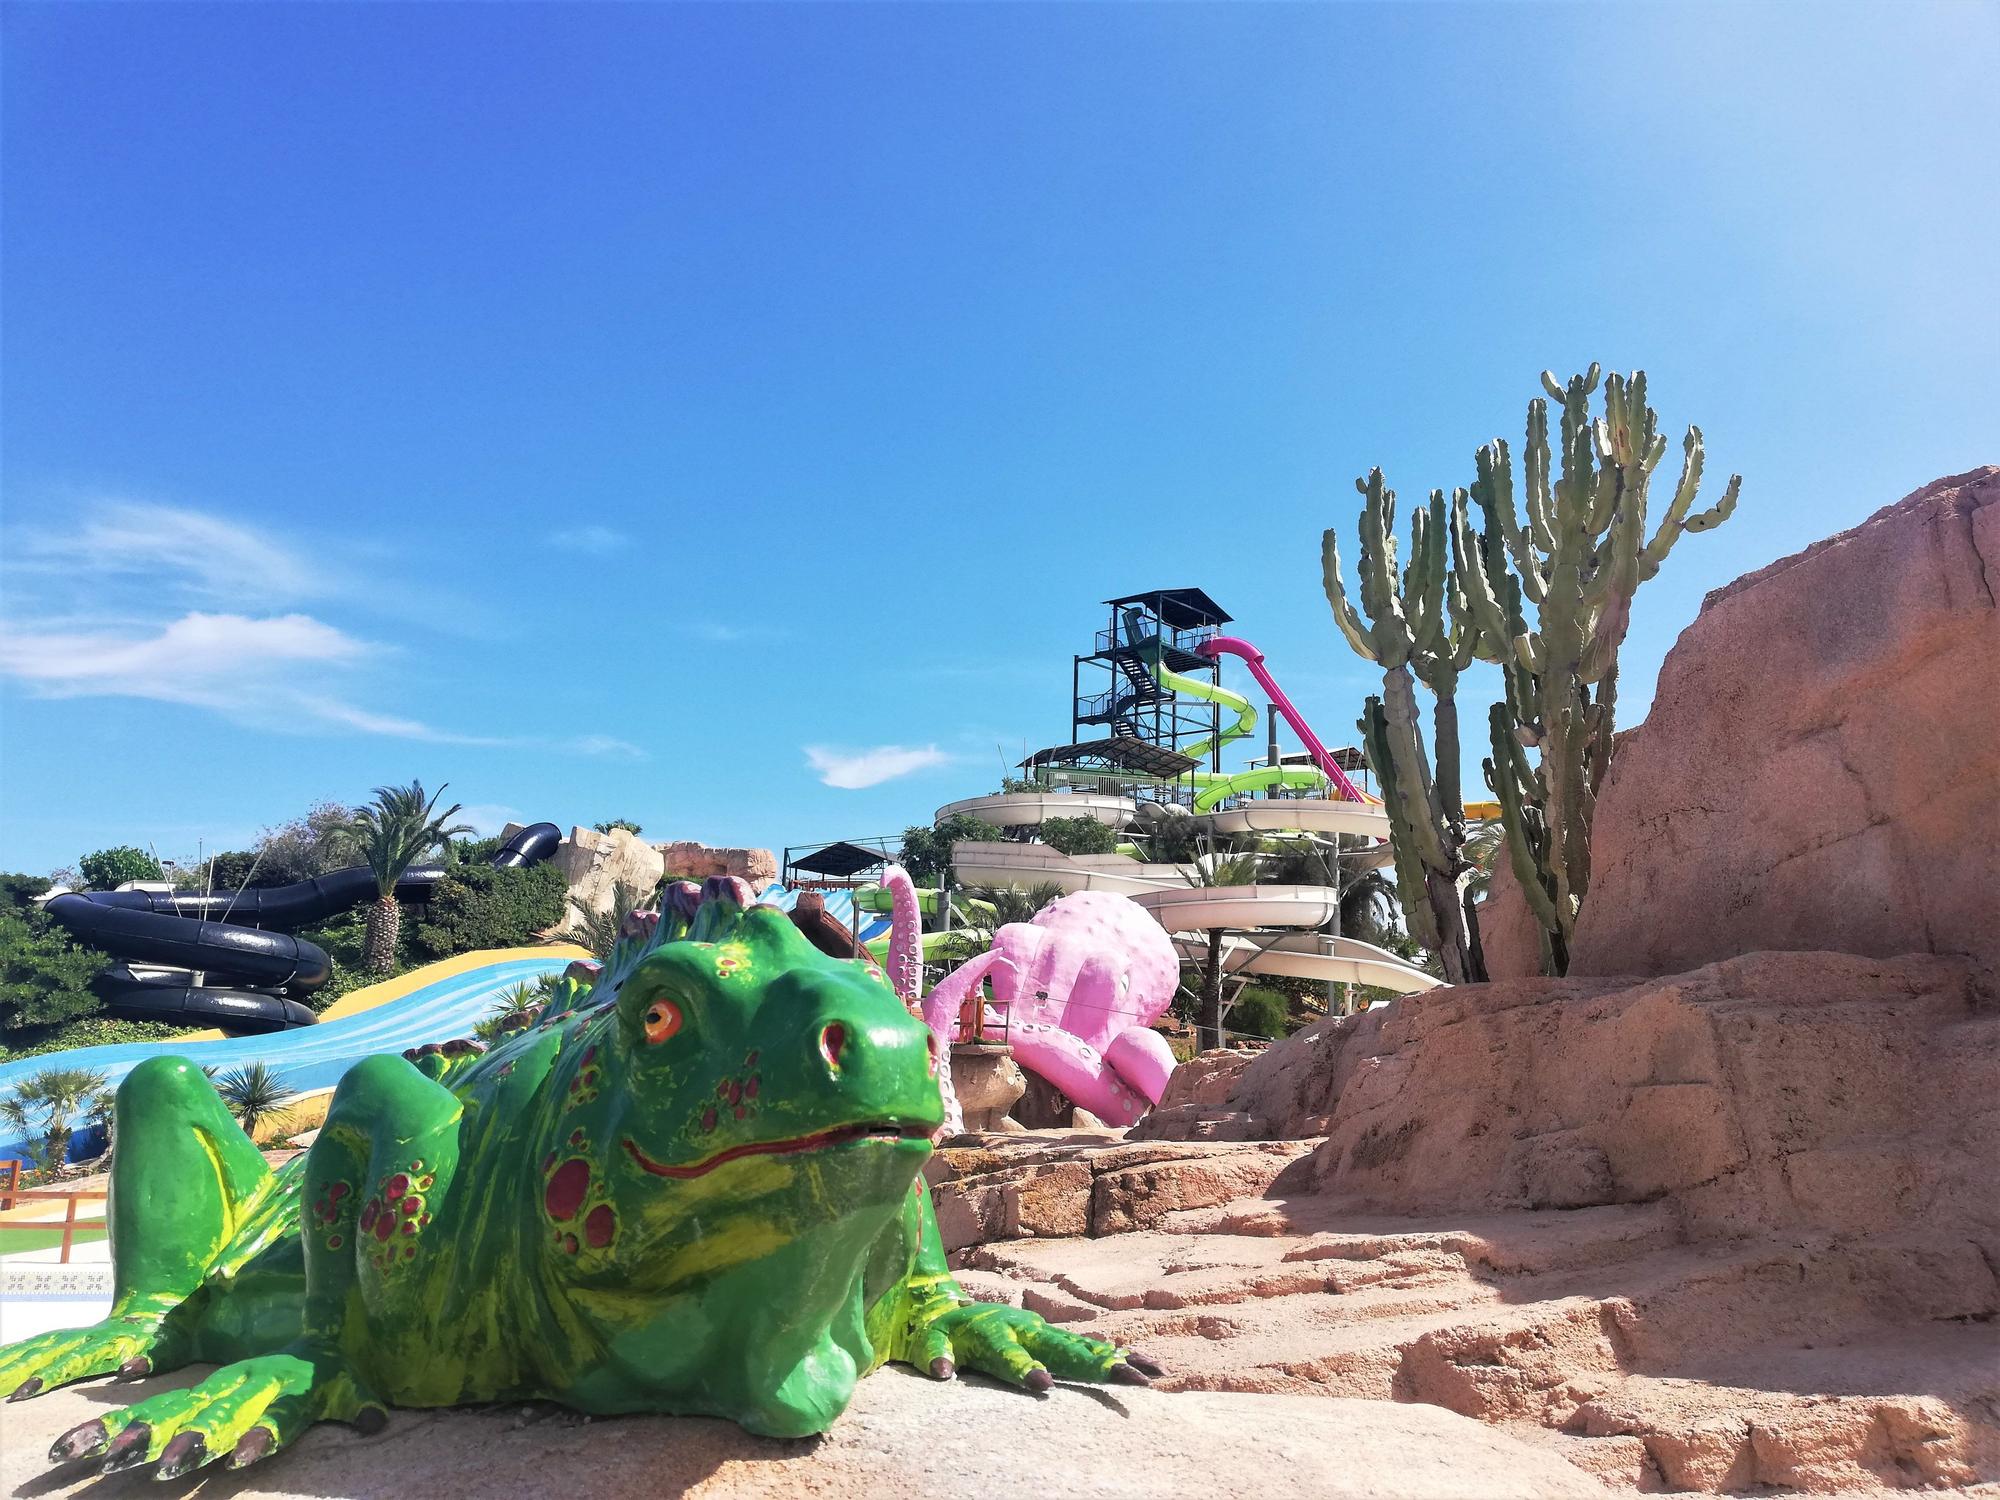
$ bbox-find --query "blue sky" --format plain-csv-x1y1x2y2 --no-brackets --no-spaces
3,2,1995,877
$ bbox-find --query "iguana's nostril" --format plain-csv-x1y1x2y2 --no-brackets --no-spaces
819,1022,847,1070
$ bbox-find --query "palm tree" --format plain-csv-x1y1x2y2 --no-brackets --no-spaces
0,1067,112,1177
1178,852,1266,1051
344,781,473,974
935,882,1066,963
213,1063,299,1142
566,881,653,960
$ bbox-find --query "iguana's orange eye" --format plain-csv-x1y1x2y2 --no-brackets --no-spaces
642,1000,682,1044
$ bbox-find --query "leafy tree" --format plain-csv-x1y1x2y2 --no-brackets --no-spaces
1132,802,1203,863
0,872,53,909
0,907,107,1033
342,782,473,974
78,846,164,891
412,863,568,960
934,882,1066,965
592,819,643,835
247,801,358,886
212,1063,298,1141
1226,985,1293,1041
1038,816,1116,857
0,1066,111,1175
898,814,1006,887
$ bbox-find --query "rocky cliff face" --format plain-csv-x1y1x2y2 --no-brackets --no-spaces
1488,467,2000,982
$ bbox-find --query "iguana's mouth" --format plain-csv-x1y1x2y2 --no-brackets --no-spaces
623,1121,931,1181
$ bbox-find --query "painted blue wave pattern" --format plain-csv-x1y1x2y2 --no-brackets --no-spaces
0,955,572,1160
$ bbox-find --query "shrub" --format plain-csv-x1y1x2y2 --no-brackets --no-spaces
0,906,107,1034
411,863,568,961
0,872,52,909
898,814,1006,887
1039,816,1116,856
78,846,164,890
1226,985,1293,1041
593,819,643,835
0,1016,191,1064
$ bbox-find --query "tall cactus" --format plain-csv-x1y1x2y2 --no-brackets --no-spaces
1458,366,1740,972
1323,472,1489,983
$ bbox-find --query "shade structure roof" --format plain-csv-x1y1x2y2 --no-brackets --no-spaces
786,841,894,878
1102,588,1231,631
1021,736,1200,778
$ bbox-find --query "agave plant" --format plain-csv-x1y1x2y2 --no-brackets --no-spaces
471,981,544,1044
212,1062,300,1142
343,781,473,974
0,1067,112,1176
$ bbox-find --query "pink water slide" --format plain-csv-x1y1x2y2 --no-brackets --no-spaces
1196,636,1367,802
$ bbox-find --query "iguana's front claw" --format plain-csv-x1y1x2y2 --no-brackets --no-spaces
917,1302,1155,1396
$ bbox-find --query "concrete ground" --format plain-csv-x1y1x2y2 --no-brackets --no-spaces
0,1363,1601,1500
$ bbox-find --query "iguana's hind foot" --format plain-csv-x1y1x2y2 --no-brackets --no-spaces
46,1345,385,1480
0,1055,274,1401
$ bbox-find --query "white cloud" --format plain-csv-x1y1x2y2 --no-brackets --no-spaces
804,743,953,789
0,612,369,704
7,501,322,602
564,734,646,759
686,621,787,645
548,525,628,554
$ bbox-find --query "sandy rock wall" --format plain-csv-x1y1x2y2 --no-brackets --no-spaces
1137,952,1997,1245
658,841,778,886
1567,466,2000,980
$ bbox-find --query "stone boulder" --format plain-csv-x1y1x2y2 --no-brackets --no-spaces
1562,466,1999,980
528,824,666,932
657,841,778,887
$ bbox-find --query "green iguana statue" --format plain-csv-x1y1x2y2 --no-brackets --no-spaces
0,878,1158,1479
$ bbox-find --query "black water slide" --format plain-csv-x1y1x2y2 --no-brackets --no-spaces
45,823,563,1035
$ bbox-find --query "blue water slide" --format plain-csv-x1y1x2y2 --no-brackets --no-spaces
0,953,572,1164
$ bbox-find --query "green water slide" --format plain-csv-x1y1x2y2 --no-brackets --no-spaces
1123,609,1325,809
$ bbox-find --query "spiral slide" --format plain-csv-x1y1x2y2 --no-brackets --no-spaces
42,824,562,1033
0,946,590,1166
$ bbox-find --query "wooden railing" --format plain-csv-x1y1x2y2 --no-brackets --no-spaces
0,1188,109,1264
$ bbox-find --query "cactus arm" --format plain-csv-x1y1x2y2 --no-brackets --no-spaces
1321,529,1380,663
1355,470,1414,669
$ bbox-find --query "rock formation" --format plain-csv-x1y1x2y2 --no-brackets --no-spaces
925,470,2000,1494
519,824,666,931
657,841,778,887
1486,466,2000,982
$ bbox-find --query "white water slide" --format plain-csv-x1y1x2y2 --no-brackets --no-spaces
935,791,1138,829
1170,931,1441,994
949,844,1437,995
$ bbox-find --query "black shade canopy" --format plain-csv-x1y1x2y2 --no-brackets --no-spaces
1102,588,1231,631
785,841,893,878
1021,736,1199,778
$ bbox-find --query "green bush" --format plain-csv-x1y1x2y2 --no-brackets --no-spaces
0,872,53,909
411,863,567,961
1226,985,1294,1041
78,846,164,890
0,906,108,1035
1039,816,1116,856
899,814,1006,887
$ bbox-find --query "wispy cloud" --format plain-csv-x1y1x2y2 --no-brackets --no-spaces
563,734,647,759
548,525,628,554
0,499,637,757
804,743,953,789
686,621,788,645
0,613,370,703
5,501,324,603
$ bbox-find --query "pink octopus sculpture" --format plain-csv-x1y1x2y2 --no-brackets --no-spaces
916,889,1181,1130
